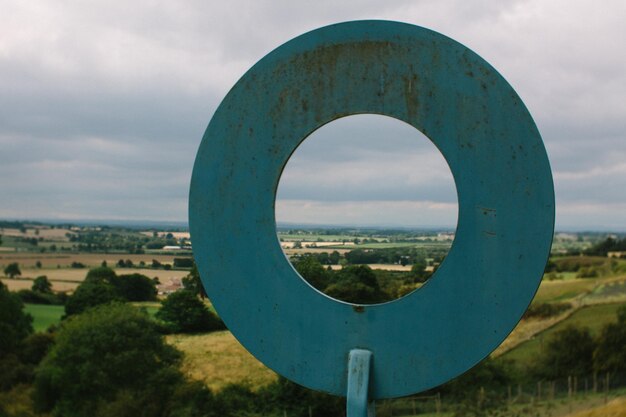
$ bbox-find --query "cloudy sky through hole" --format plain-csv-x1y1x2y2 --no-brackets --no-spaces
276,115,458,228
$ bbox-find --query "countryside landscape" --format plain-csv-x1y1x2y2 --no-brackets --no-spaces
2,2,625,417
1,219,625,416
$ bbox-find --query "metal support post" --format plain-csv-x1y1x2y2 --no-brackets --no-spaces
347,349,375,417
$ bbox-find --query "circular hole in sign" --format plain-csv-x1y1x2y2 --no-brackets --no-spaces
275,114,458,304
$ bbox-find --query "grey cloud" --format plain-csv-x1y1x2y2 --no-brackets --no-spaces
0,0,624,228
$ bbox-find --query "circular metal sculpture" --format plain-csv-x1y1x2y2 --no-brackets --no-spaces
190,20,554,402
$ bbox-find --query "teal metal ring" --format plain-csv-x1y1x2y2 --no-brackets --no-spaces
189,20,554,399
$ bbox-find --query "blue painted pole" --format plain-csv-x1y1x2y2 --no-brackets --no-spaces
347,350,375,417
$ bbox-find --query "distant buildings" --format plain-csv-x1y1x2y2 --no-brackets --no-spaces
157,277,183,295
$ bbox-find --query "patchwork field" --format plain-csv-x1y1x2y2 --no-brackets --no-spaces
0,253,179,269
0,251,194,294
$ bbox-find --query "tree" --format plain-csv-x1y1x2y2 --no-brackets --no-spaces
294,256,330,291
34,303,184,417
4,262,21,278
324,265,389,304
116,273,157,302
0,282,34,390
182,265,207,299
173,257,195,268
410,260,428,282
32,275,53,294
594,305,626,373
64,281,121,317
85,266,117,284
0,282,33,357
532,325,595,379
156,290,224,333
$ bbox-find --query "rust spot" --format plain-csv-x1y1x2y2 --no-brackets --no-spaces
478,206,496,215
353,305,365,313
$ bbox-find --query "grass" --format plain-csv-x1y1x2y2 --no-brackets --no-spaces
533,278,600,303
25,302,165,332
166,331,277,392
24,303,65,332
132,301,161,318
502,302,626,365
568,395,626,417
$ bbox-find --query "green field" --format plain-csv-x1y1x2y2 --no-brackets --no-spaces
502,302,626,365
24,304,64,332
25,302,164,332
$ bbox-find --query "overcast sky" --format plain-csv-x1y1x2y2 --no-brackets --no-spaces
0,1,624,230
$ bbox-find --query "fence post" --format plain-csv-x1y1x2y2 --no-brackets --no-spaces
604,372,610,405
593,372,597,393
584,378,588,397
508,385,512,404
518,384,522,401
308,405,312,417
537,381,542,402
478,387,485,410
568,376,572,398
436,392,441,415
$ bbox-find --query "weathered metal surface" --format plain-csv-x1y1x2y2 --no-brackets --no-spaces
189,20,554,399
347,349,374,417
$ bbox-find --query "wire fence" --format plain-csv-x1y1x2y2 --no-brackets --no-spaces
372,371,626,417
